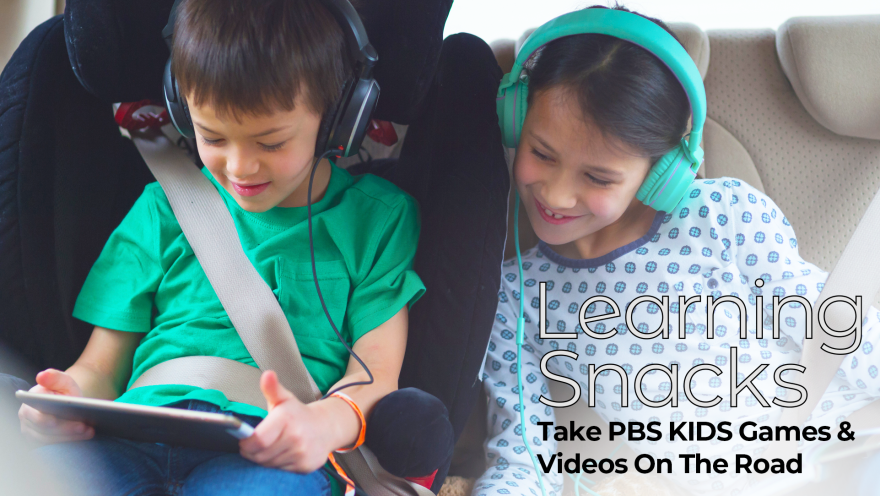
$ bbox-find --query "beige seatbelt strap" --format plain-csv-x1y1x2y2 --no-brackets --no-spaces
759,182,880,465
128,134,433,496
132,356,268,409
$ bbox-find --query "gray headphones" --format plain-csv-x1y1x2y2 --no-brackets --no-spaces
161,0,379,157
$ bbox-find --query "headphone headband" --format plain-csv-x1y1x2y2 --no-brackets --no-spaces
163,0,376,74
499,8,706,155
161,0,379,157
320,0,378,76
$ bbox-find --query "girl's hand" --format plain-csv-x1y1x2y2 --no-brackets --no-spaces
18,369,95,444
240,371,345,473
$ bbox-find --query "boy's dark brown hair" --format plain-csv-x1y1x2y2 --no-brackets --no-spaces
172,0,350,120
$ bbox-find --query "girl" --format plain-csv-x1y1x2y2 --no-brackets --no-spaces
475,5,880,496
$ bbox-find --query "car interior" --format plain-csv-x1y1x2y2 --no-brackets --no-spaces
1,3,879,496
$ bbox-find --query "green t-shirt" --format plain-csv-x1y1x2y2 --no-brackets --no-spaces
73,163,425,419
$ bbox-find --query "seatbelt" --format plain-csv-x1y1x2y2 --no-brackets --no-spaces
127,133,433,496
754,179,880,477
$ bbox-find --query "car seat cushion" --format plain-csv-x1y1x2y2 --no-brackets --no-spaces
0,15,154,371
777,15,880,140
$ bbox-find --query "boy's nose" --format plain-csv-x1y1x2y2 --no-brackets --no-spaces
226,148,260,179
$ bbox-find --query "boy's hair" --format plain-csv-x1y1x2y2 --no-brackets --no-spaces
172,0,350,120
525,4,690,163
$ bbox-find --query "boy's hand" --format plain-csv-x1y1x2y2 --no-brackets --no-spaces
240,371,344,473
18,369,95,444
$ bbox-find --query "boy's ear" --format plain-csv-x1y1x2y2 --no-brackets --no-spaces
315,98,342,158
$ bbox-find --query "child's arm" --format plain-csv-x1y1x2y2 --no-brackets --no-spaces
239,307,408,473
18,325,142,444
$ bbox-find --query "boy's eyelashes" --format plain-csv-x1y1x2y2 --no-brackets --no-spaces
530,147,612,187
198,136,287,152
259,141,286,152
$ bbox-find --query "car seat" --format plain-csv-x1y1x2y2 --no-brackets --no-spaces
0,1,510,493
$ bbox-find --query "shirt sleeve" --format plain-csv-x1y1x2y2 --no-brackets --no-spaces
473,283,564,496
724,178,880,400
72,185,164,333
344,193,426,343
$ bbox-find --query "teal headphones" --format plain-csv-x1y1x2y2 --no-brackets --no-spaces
500,9,707,496
497,8,706,214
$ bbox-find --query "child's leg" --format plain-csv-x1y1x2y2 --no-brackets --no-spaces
365,387,454,487
35,436,169,495
180,455,330,496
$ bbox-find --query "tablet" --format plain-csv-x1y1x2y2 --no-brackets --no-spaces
16,391,254,452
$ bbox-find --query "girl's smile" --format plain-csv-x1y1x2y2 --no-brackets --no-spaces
534,198,584,225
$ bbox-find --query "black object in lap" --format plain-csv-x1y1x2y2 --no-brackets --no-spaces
366,388,455,480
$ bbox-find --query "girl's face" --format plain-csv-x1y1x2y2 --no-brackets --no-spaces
513,86,657,259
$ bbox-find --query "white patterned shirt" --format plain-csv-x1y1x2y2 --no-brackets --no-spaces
473,177,880,496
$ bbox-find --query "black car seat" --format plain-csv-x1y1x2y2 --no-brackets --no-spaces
0,1,508,469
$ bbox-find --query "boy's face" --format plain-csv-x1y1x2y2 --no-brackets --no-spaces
513,87,655,258
188,95,326,212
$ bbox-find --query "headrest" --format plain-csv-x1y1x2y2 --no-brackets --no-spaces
777,15,880,140
64,0,174,103
62,0,450,122
668,23,709,81
514,22,710,80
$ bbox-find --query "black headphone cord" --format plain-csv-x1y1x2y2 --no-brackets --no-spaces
307,151,375,400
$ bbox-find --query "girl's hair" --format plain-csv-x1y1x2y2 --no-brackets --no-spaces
525,4,691,162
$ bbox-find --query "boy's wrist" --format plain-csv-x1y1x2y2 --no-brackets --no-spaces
311,395,363,451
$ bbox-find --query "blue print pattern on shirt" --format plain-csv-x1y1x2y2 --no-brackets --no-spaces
473,178,880,496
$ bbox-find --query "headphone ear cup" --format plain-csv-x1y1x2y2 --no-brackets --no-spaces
636,145,699,213
515,81,528,144
325,77,379,157
182,97,192,132
496,79,529,149
163,58,195,138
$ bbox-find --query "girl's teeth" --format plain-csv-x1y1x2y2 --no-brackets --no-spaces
543,206,565,220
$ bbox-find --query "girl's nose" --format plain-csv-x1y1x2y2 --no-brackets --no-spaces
541,174,578,211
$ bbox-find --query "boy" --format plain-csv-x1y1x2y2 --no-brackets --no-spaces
18,0,439,494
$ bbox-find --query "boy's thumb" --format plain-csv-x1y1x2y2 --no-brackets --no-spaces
36,369,81,396
260,370,296,409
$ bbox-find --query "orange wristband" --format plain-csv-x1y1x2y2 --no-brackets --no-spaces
330,391,366,453
328,453,356,496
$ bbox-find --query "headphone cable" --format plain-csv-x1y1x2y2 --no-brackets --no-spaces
514,191,549,496
306,151,375,400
